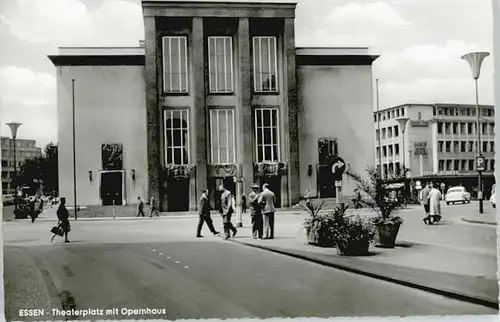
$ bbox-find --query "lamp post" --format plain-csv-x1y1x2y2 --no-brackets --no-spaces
461,52,490,214
376,78,382,178
396,117,410,204
6,122,22,215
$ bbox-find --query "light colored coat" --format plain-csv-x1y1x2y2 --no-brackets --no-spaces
258,188,276,214
428,188,442,216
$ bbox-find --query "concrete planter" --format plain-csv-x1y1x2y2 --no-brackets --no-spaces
306,228,336,248
335,238,370,256
375,222,401,248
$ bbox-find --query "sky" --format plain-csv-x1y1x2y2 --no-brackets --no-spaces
0,0,494,148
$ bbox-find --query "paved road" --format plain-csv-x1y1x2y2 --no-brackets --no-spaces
3,216,497,320
396,201,496,253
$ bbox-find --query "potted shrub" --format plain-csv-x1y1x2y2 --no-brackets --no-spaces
301,200,336,247
347,167,404,248
330,204,375,256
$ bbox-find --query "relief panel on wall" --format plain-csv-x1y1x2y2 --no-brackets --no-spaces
101,143,123,170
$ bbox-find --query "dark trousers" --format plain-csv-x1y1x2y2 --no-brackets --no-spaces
251,214,263,238
263,212,275,239
222,214,237,238
197,214,216,236
137,208,145,217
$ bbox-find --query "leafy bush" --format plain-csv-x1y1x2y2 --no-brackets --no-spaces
330,204,375,244
346,167,404,226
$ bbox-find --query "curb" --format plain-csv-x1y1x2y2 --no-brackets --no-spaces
231,240,499,310
461,217,496,226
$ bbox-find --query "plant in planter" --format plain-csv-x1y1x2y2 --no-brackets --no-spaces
346,167,404,248
301,200,336,247
330,204,375,256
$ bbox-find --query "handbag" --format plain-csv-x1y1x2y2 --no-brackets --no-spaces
50,223,64,237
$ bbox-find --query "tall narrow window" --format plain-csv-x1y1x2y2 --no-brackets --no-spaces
210,109,236,164
164,109,189,165
208,37,233,93
162,36,188,93
255,108,280,162
253,36,278,93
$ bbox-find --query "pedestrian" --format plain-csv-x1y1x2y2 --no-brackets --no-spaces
420,182,431,224
248,184,263,239
352,188,362,209
196,189,220,238
241,195,247,213
137,197,145,217
258,183,276,239
56,197,71,243
149,195,159,218
219,185,237,239
428,183,442,224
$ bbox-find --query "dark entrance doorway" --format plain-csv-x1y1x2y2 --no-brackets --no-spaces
212,177,235,211
166,178,190,212
101,171,123,206
317,165,336,198
259,175,281,208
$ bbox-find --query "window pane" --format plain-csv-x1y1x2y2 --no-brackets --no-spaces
263,111,271,126
263,128,272,144
272,145,278,161
264,146,272,160
167,147,173,164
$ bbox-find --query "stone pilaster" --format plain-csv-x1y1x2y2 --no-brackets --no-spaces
238,18,254,195
144,16,162,208
192,17,207,208
284,17,300,206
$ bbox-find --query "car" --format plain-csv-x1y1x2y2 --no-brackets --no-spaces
2,194,15,206
445,186,471,205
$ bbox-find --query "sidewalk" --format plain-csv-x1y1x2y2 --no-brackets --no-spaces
461,213,497,225
229,216,498,309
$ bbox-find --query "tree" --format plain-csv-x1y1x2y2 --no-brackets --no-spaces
18,143,58,196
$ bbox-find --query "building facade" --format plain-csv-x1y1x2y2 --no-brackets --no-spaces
1,137,42,194
374,103,495,193
50,0,378,211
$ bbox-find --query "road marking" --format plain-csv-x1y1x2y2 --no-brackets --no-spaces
159,253,163,255
175,261,180,264
152,249,156,252
167,257,171,259
184,266,189,269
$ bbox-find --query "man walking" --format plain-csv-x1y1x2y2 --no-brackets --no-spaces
197,189,220,238
258,183,276,239
420,182,431,224
137,197,145,217
219,185,237,239
149,195,159,218
248,184,263,239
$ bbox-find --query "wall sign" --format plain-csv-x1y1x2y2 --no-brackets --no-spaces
413,142,428,155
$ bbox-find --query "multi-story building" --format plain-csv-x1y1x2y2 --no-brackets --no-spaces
374,103,495,193
49,0,379,211
1,137,42,194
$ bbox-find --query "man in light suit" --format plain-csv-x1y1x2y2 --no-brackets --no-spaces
258,183,276,239
219,185,237,239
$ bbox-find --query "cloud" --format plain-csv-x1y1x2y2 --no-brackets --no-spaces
379,76,494,108
297,1,413,47
0,65,56,106
375,40,494,82
2,0,144,47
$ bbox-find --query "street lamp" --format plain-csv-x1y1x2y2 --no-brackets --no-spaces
6,122,22,215
461,52,490,214
396,117,410,204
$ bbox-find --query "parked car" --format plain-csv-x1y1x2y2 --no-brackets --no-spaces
2,194,15,206
490,192,496,208
445,186,471,205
